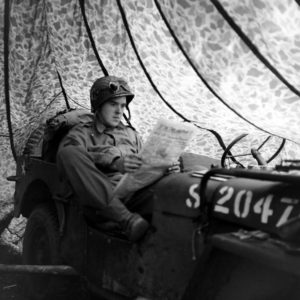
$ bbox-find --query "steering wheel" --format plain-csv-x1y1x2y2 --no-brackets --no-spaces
221,134,286,168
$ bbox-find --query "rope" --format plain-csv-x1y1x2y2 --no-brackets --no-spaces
67,95,90,110
294,0,300,8
154,0,291,143
56,70,70,109
4,0,17,161
117,0,285,152
211,0,300,99
117,0,196,122
78,0,109,76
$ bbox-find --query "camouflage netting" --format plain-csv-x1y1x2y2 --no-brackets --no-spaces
1,0,300,246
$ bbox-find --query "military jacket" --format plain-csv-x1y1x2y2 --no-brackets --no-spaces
59,119,142,186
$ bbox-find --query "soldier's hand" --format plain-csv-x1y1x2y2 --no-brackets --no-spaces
113,154,142,173
165,161,181,175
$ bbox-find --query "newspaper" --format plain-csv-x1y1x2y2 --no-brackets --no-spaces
113,119,196,199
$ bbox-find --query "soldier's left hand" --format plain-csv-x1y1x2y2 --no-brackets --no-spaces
165,161,181,175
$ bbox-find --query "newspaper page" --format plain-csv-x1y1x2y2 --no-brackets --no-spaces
113,119,196,199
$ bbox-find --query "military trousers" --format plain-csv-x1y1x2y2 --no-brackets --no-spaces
56,145,133,223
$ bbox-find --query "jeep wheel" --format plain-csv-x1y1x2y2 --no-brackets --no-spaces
22,203,83,300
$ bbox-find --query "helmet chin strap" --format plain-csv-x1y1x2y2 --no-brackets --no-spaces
125,106,131,121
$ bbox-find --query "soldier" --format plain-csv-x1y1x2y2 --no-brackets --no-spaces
57,75,180,242
57,76,149,241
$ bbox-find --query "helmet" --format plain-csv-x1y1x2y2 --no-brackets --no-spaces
90,76,134,112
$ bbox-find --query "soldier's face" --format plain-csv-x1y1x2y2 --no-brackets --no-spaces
97,96,127,127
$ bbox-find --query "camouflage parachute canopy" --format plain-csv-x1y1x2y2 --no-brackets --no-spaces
1,0,300,202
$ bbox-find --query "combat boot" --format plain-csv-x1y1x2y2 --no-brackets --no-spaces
122,213,149,242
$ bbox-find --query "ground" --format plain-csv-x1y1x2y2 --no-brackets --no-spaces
0,215,26,300
0,246,101,300
0,243,24,300
0,273,24,300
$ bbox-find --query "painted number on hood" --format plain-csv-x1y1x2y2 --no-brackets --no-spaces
186,184,200,208
213,185,297,227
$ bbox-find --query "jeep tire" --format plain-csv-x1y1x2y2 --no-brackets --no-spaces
22,203,84,300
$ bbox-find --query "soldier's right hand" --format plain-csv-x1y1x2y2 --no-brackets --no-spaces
113,154,142,173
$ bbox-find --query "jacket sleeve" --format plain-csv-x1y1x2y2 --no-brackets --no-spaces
89,145,122,169
89,127,143,170
59,124,121,169
59,125,88,149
